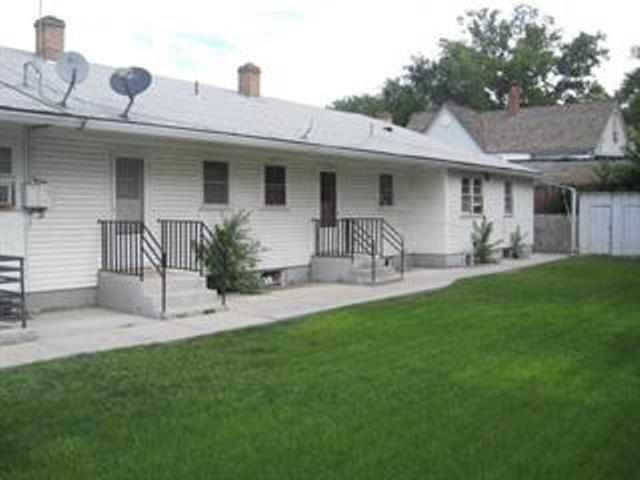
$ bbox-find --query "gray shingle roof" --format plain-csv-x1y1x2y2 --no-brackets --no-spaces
408,100,618,156
0,47,533,174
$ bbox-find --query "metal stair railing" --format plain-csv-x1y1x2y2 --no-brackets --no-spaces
0,255,26,328
98,220,167,316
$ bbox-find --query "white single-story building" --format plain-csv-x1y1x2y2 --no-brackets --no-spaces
0,17,535,318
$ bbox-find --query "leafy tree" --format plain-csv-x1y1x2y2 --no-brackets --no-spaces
590,129,640,191
331,4,609,125
200,211,262,307
331,94,387,119
618,68,640,130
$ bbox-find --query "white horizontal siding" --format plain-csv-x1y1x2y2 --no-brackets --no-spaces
23,127,453,293
445,171,534,254
0,123,26,257
27,131,110,291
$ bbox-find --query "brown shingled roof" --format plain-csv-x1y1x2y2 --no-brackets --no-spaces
408,101,619,156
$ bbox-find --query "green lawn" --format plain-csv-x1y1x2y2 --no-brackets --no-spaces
1,257,640,479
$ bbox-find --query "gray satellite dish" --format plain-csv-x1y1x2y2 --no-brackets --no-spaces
109,67,152,119
55,51,89,107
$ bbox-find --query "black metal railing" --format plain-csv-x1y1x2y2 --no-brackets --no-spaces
98,220,167,315
159,219,214,274
0,255,26,328
312,217,405,282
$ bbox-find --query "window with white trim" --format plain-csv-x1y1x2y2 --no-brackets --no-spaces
264,165,286,206
203,161,229,205
461,177,483,214
504,180,514,215
379,174,393,206
0,147,11,176
0,147,14,207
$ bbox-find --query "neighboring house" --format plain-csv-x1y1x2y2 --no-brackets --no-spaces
0,17,534,318
408,88,627,209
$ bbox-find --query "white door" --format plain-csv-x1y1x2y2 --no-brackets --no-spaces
588,205,611,255
621,205,640,256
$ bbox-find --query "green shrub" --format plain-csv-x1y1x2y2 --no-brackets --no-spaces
508,225,528,259
200,211,262,306
472,216,502,264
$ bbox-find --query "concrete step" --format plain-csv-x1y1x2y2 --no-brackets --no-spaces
351,255,392,270
141,270,207,292
148,289,217,310
98,270,216,319
349,265,402,285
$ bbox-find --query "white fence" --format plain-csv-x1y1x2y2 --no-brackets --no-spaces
579,192,640,256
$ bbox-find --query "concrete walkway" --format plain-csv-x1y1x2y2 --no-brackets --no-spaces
0,254,565,369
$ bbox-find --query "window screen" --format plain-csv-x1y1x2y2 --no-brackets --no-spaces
505,180,514,215
379,174,393,206
265,165,286,206
203,161,229,204
0,147,12,175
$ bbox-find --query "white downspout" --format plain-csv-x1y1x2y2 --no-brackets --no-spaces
555,184,578,255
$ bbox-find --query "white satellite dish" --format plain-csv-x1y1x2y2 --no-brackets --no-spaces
55,51,89,107
109,67,152,119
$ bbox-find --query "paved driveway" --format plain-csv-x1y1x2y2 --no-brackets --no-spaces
0,255,564,369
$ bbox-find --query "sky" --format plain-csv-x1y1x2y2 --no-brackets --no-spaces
1,0,639,107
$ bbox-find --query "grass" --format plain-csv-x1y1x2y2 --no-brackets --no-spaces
1,256,639,479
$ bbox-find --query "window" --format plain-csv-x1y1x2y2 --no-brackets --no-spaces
379,174,393,206
461,177,483,214
203,161,229,205
504,180,514,215
264,165,286,206
0,147,11,176
0,147,14,208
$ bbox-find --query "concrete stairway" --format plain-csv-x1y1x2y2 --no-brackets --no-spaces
310,254,402,285
98,269,218,319
349,255,402,285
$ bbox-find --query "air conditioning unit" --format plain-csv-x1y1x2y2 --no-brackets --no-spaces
23,180,50,212
0,178,15,208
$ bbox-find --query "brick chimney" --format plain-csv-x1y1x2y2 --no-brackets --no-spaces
507,85,522,116
238,63,261,97
34,16,65,61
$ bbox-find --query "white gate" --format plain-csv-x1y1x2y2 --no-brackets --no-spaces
580,192,640,256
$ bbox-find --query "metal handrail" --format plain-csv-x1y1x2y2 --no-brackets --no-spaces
0,255,26,328
158,219,215,274
312,216,405,282
98,220,167,316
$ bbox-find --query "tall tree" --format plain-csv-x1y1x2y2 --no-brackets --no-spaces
618,68,640,130
330,4,609,125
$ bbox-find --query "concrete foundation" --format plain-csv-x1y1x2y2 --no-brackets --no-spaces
27,287,97,313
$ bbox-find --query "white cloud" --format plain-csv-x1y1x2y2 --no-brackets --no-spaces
1,0,638,106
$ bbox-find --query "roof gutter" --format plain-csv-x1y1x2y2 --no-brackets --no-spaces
0,106,537,178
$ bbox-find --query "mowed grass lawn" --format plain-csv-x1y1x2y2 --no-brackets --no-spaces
1,257,640,479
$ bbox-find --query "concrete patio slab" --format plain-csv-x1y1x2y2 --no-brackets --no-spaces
0,254,565,369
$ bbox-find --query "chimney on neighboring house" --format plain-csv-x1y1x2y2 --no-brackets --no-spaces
34,16,65,61
238,63,261,97
507,85,522,116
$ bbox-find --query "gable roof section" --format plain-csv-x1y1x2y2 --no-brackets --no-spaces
0,47,532,175
408,100,619,156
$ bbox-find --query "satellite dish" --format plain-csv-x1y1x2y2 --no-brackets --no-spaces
55,51,89,107
109,67,152,119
